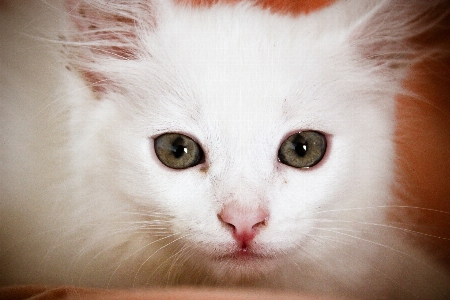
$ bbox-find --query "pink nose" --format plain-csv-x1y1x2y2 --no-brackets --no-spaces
218,203,269,243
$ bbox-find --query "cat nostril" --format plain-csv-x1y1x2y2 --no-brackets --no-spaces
218,203,269,243
252,219,267,229
219,216,236,231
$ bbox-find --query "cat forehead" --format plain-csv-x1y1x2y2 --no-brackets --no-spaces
155,3,350,78
143,3,356,128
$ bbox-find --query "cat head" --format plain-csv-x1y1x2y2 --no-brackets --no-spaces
63,0,446,283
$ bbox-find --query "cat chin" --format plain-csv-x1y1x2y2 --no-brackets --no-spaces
189,245,287,283
205,258,280,285
213,250,278,267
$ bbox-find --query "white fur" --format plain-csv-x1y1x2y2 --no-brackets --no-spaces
1,0,449,299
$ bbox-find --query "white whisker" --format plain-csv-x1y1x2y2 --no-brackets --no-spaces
132,234,189,287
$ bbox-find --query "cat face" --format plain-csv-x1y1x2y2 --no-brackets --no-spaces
63,1,399,282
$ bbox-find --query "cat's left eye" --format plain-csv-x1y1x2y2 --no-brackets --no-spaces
278,131,327,168
154,133,204,169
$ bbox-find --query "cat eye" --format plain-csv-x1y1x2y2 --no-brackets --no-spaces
278,131,327,168
154,133,204,169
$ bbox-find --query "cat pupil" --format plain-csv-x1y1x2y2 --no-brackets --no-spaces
171,138,187,158
278,131,326,168
173,145,187,158
154,133,203,169
295,142,307,157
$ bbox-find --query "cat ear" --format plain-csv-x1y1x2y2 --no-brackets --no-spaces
64,0,169,95
347,0,449,81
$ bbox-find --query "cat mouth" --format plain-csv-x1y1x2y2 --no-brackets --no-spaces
215,247,276,262
219,249,259,260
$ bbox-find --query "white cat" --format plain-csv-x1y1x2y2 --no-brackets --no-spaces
1,0,449,299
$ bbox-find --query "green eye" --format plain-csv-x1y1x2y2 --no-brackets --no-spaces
154,133,204,169
278,131,327,168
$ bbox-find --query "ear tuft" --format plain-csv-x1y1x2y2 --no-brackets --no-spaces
350,0,450,79
64,0,160,95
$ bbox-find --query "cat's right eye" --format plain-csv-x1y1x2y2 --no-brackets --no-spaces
154,133,204,169
278,131,327,168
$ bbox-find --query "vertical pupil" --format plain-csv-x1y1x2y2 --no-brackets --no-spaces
294,141,307,157
173,145,186,158
172,137,187,158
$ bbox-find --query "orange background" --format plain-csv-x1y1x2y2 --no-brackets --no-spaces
397,25,450,268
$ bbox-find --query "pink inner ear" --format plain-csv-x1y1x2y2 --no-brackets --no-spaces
65,0,99,32
65,0,147,94
65,0,139,57
66,0,136,28
80,70,108,95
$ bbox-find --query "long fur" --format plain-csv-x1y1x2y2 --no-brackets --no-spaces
1,0,449,299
